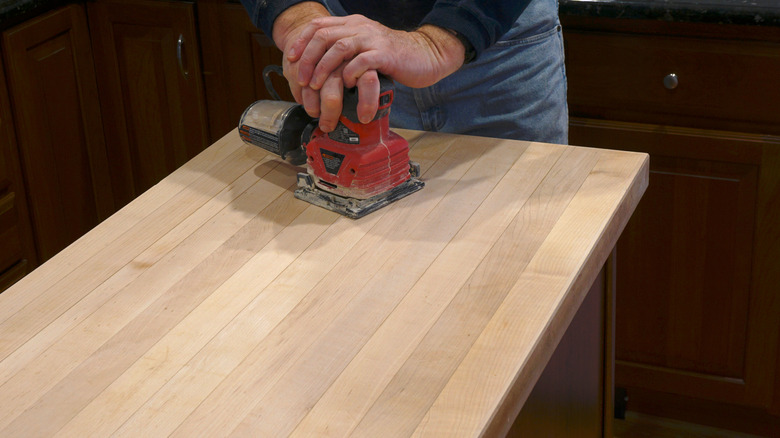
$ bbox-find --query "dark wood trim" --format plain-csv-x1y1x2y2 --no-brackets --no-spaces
624,387,780,437
604,249,617,437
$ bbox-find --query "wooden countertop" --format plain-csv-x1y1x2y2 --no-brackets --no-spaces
0,129,648,437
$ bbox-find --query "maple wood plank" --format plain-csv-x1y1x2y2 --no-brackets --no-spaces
0,129,647,437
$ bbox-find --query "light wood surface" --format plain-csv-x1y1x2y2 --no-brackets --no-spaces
0,129,648,437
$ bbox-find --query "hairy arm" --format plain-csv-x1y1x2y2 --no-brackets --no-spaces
287,15,466,127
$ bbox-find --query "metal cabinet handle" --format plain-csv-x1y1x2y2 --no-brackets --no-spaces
177,34,189,79
663,73,678,90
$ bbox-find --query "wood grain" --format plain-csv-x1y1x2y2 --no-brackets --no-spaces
0,129,647,437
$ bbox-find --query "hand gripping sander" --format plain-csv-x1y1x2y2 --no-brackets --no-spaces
238,73,424,219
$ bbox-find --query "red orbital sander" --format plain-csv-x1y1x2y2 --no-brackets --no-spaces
238,70,424,219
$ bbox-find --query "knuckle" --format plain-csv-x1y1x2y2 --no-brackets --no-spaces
312,28,331,44
298,51,315,64
355,15,373,24
361,72,379,86
357,103,375,115
302,94,320,116
333,39,352,53
321,93,341,109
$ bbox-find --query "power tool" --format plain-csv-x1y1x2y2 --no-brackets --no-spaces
238,69,423,219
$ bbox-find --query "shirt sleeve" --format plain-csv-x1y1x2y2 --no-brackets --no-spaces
419,0,533,59
240,0,327,38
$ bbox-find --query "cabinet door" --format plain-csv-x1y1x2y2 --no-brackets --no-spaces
88,0,209,208
0,56,37,291
198,0,294,142
571,118,780,433
2,4,114,262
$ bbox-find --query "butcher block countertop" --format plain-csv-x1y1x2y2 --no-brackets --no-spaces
0,129,648,437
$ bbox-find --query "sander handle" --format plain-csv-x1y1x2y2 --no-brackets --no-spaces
262,65,285,101
341,73,395,124
263,65,393,111
263,64,394,125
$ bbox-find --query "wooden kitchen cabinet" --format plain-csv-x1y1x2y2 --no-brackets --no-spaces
0,0,211,291
562,17,780,435
2,4,115,265
88,0,209,208
197,0,294,142
0,55,36,291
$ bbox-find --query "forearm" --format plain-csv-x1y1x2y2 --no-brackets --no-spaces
413,24,466,83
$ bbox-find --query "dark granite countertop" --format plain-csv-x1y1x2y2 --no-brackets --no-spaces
559,0,780,26
2,0,780,32
0,0,65,29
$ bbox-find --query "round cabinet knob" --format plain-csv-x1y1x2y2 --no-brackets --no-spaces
663,73,679,90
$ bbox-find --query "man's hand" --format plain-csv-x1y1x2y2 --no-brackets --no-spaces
286,15,466,126
272,3,377,132
271,2,328,102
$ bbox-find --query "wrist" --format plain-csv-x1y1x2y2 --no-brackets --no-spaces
272,2,330,49
414,24,468,79
445,29,476,64
416,24,466,70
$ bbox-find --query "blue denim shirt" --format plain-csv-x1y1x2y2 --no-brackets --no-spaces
240,0,532,60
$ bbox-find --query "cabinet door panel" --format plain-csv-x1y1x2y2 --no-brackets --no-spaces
616,155,756,378
89,0,208,207
570,119,776,409
0,52,36,289
114,22,186,191
2,4,114,261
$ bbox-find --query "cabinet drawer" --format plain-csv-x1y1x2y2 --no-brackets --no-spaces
564,31,780,129
0,190,24,273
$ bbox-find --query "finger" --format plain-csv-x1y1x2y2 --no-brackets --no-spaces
282,60,303,103
297,26,356,87
301,86,321,118
318,72,344,133
288,17,346,62
310,37,360,90
343,50,386,89
356,71,380,124
289,81,303,104
295,16,349,44
287,37,307,62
